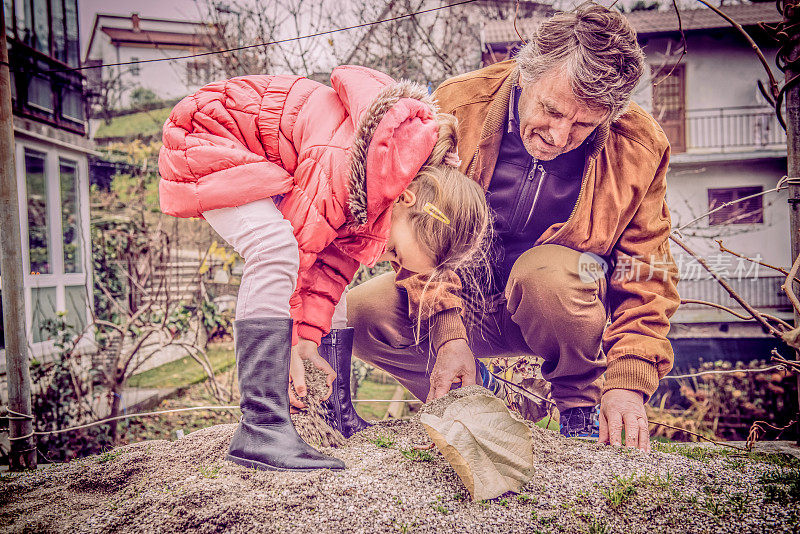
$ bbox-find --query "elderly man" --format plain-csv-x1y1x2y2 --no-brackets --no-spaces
347,2,679,452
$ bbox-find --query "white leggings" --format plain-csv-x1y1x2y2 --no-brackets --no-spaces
203,198,348,329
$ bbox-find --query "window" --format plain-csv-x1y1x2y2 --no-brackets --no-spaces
30,286,56,343
64,0,78,67
15,0,32,46
60,158,82,273
27,75,54,111
32,0,48,53
3,0,12,40
25,148,51,274
15,142,92,351
651,64,686,153
61,87,84,121
707,186,764,225
130,57,140,76
51,0,67,63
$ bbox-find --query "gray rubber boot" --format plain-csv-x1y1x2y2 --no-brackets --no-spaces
226,317,345,471
319,328,372,438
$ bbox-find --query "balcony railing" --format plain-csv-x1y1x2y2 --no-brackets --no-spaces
677,275,790,311
685,106,785,153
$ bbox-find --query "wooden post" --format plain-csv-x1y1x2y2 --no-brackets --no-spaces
784,0,800,445
0,8,36,469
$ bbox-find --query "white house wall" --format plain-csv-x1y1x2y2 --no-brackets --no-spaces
94,39,204,106
636,33,780,113
86,16,210,107
105,43,205,106
666,159,789,268
630,32,790,287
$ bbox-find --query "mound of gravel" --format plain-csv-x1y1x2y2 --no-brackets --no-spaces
1,389,797,533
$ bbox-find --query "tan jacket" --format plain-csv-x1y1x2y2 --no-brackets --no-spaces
402,60,680,398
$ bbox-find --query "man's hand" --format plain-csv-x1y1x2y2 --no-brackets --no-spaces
599,389,650,452
426,338,477,402
289,338,336,410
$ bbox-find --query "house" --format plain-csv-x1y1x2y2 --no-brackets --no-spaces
83,13,213,110
2,0,94,360
483,3,790,366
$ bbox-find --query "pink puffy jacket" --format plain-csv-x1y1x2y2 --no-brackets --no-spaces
159,66,439,344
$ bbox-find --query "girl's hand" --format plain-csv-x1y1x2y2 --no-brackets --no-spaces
288,338,336,410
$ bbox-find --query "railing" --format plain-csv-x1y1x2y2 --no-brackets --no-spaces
684,106,785,152
677,275,790,311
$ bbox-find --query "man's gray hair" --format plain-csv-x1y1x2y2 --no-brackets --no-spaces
516,2,645,122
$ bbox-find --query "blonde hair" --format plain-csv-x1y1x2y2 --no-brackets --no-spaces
405,113,493,337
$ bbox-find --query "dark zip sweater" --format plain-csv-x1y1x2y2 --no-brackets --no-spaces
487,85,594,289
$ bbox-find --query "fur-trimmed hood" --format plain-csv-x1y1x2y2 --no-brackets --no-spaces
343,78,439,226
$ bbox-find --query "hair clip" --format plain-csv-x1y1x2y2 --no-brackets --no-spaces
422,202,450,225
444,151,462,168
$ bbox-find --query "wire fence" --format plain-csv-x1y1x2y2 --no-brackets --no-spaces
1,362,792,445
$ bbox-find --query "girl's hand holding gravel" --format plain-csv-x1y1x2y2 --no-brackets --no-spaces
289,338,336,410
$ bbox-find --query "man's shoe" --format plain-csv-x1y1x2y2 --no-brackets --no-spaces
559,405,600,439
319,328,372,439
226,317,346,471
477,359,506,398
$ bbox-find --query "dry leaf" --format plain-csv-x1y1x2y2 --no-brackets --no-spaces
420,393,534,501
780,327,800,350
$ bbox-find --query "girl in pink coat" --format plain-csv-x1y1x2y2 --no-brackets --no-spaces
159,65,489,471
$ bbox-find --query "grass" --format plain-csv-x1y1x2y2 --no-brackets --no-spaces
587,516,610,534
431,503,450,515
652,442,726,463
354,376,409,420
534,415,560,431
746,452,800,469
399,447,434,462
96,450,123,464
198,465,222,479
392,520,417,533
638,471,673,490
760,468,800,504
601,473,638,509
370,434,396,448
127,344,235,389
94,107,172,140
654,442,800,470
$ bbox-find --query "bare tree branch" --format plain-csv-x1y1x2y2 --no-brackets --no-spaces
673,176,792,234
670,234,784,337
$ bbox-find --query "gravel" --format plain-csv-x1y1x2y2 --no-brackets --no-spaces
1,387,797,533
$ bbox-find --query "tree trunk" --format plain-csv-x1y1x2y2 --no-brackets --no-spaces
108,383,122,443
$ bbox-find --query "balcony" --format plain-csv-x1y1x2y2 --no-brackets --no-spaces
677,275,791,313
676,106,786,155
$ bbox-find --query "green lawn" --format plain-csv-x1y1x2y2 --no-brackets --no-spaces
127,343,236,389
354,376,413,420
94,107,172,140
535,415,560,431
